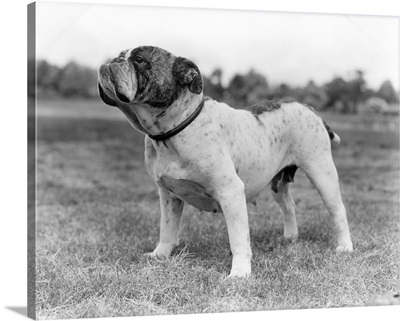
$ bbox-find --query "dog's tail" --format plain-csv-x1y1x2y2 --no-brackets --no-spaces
323,120,341,144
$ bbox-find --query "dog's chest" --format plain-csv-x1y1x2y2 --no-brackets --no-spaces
147,141,222,213
157,175,222,213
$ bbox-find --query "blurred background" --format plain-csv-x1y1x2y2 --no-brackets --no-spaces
30,2,399,115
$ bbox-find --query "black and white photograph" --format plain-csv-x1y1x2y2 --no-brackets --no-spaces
23,0,400,320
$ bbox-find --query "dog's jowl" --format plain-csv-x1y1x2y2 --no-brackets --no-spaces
98,46,353,278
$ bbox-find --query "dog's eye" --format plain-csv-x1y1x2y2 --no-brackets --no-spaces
134,56,145,64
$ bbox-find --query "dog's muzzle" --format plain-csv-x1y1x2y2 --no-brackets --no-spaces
98,60,138,103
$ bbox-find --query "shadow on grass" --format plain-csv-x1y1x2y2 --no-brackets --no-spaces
250,221,334,254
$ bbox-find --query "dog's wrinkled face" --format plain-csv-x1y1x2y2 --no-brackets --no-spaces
98,46,203,108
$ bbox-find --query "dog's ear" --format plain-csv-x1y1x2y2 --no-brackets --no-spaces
98,82,118,107
173,57,203,94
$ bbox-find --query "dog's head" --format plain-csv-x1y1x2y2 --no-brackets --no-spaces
98,46,203,108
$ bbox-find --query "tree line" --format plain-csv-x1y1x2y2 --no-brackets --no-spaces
30,59,398,113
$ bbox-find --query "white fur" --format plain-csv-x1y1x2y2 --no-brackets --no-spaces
143,96,353,278
99,47,353,278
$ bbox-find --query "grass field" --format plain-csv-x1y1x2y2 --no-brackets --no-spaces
35,98,400,319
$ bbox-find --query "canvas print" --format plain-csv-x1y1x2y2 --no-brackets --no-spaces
28,1,400,319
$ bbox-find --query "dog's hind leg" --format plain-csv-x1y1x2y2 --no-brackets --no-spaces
271,183,298,241
301,156,353,252
147,187,184,258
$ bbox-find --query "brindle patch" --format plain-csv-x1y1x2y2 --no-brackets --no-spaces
271,165,298,193
244,100,282,116
243,100,285,125
118,46,204,109
128,46,179,108
172,56,204,95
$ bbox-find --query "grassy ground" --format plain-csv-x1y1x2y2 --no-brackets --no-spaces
35,98,400,319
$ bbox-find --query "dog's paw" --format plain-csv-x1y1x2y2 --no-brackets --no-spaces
276,235,297,247
283,230,298,240
283,235,298,244
143,251,157,258
227,271,251,279
227,266,251,279
144,244,175,259
336,244,353,252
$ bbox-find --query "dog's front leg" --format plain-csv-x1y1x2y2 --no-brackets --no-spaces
148,187,184,258
216,179,252,278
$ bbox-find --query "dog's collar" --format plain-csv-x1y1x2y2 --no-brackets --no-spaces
147,97,205,141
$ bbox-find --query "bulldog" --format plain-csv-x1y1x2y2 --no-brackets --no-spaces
97,46,353,278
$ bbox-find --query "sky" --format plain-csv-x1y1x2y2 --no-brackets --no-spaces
36,1,399,90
